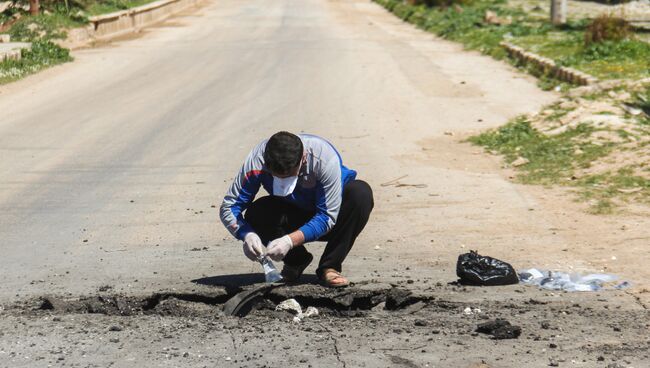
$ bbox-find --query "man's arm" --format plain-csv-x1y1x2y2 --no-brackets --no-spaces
298,158,343,243
288,230,305,247
220,143,265,240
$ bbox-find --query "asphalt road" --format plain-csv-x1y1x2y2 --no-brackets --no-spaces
1,1,648,366
0,0,558,300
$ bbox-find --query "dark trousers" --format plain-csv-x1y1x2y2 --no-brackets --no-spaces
244,180,373,277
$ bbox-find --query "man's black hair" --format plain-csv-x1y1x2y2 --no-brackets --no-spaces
264,131,303,175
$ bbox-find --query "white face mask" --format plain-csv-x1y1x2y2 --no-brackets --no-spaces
272,161,302,197
272,174,299,197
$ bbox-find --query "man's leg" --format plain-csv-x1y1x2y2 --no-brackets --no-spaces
317,180,374,278
244,196,313,267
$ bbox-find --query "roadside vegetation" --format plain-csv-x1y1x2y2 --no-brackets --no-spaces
0,39,71,84
375,0,649,83
375,0,650,213
0,0,159,84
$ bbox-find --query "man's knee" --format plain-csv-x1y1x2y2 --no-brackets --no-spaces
344,180,374,214
244,196,278,225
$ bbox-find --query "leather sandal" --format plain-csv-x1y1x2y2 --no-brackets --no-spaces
319,268,350,288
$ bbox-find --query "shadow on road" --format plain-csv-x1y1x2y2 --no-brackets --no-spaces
192,273,320,289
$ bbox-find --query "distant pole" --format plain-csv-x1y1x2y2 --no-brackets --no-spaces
29,0,39,15
551,0,566,25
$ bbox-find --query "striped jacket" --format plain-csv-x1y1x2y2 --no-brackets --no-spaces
220,134,357,243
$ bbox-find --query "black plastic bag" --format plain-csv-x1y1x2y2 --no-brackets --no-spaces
456,250,519,286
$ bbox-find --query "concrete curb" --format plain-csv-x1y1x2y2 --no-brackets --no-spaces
500,41,598,86
61,0,201,49
0,48,21,62
0,42,31,62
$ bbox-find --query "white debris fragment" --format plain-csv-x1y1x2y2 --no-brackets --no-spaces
275,299,302,315
304,306,319,318
463,307,482,315
622,104,642,116
276,299,319,323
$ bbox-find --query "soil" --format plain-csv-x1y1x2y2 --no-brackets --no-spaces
1,282,648,367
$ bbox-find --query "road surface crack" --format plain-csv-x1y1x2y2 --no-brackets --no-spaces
624,290,648,310
320,323,347,368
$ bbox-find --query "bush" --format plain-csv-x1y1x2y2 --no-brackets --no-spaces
584,14,631,46
393,3,414,20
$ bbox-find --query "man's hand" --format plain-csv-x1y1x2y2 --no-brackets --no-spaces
266,235,293,261
243,232,264,261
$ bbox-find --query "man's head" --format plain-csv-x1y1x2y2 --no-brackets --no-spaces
264,131,304,176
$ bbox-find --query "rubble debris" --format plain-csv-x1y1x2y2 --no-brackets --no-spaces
519,269,629,292
275,298,319,323
511,157,530,167
476,319,521,339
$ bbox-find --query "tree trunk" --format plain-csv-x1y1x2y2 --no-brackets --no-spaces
551,0,567,25
29,0,40,15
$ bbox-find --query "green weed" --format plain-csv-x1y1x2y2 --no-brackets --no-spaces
469,118,608,183
469,117,649,213
0,40,72,84
584,14,631,46
7,13,82,42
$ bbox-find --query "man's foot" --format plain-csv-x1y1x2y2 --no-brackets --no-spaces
281,252,313,282
319,268,350,288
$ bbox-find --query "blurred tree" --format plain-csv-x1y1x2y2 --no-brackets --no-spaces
30,0,40,15
551,0,567,25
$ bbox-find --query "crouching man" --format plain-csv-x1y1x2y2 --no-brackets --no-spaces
220,131,373,287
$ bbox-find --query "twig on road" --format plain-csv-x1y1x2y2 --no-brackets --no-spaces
380,175,428,189
370,344,427,352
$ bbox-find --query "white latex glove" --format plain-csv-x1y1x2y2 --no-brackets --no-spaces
266,235,293,261
243,232,264,261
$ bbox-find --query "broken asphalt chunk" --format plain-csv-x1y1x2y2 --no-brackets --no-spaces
475,318,521,339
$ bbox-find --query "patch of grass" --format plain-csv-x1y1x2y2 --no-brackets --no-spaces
469,118,649,208
584,14,631,46
83,0,158,16
421,2,554,59
512,30,650,80
1,0,160,85
1,10,79,85
373,0,650,82
587,198,615,214
577,167,650,213
561,40,650,80
7,13,83,42
0,40,72,84
469,117,650,213
544,108,571,122
469,118,611,184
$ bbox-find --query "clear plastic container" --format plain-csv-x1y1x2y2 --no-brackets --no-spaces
259,255,283,283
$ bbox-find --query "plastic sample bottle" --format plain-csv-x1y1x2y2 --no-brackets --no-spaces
258,255,283,283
